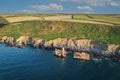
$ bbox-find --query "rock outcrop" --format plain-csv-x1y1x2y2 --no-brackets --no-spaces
54,47,67,58
75,40,108,50
44,40,53,49
74,52,90,60
1,36,8,43
0,36,119,61
0,37,1,43
1,36,16,46
34,39,45,48
16,36,34,48
46,38,68,48
44,38,108,52
107,44,119,52
0,36,119,53
67,39,77,50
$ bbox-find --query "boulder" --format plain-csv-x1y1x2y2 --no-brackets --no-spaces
107,44,119,52
15,43,23,48
54,47,67,58
74,52,90,60
34,39,45,48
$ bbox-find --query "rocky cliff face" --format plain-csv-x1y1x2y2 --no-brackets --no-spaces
16,36,34,48
0,36,119,52
34,39,45,48
0,36,120,61
44,38,108,51
1,36,16,46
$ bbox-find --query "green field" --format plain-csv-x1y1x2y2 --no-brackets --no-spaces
0,14,120,44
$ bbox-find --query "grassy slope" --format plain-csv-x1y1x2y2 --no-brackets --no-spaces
0,16,9,25
0,21,120,44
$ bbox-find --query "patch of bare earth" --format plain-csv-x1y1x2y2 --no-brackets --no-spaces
5,16,42,23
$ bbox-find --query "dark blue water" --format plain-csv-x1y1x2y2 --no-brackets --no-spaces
0,44,120,80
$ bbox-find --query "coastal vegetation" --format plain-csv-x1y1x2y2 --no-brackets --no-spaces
0,20,120,44
0,14,120,45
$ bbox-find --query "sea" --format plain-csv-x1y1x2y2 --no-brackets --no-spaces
0,44,120,80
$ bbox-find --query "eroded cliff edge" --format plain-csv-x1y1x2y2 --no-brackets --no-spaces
0,36,120,61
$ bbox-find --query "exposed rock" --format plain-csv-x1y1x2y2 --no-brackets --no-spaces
75,39,92,48
0,37,2,43
1,36,16,46
1,36,8,43
53,38,68,47
107,44,119,52
16,36,34,48
0,36,119,61
54,47,67,58
43,38,109,52
75,39,108,50
74,52,90,60
44,41,53,49
6,37,16,46
67,39,77,50
16,43,23,48
34,39,45,48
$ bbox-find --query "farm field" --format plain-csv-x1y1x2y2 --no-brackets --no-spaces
1,14,119,25
73,14,120,25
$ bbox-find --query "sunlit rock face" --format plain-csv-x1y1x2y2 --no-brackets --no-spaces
45,38,108,51
74,52,90,60
54,48,67,58
1,36,16,46
107,44,120,52
16,36,34,48
34,39,45,48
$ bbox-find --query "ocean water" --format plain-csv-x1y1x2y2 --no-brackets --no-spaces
0,44,120,80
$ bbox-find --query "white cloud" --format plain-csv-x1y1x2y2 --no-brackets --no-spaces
21,9,36,13
58,0,120,6
77,6,93,14
30,3,63,12
77,6,93,11
110,2,120,6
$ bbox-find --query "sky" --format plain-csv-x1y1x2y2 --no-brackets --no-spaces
0,0,120,14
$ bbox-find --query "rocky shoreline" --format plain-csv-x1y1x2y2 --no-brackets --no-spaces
0,36,120,61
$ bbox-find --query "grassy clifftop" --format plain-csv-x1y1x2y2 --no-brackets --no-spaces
0,21,120,44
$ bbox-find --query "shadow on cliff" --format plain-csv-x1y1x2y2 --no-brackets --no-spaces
115,46,120,52
0,23,7,28
90,40,108,50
